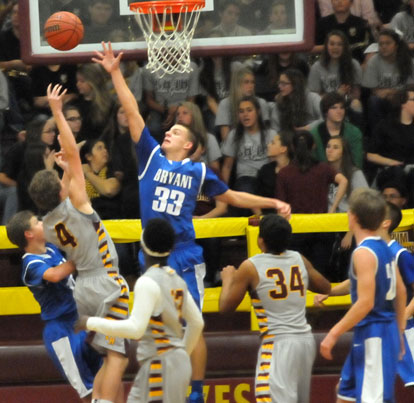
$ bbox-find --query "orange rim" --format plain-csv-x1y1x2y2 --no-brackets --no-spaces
130,0,205,14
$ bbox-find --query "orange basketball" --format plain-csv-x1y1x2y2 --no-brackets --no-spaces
44,12,84,51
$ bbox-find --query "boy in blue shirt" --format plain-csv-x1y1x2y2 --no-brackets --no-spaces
320,188,407,403
6,210,101,403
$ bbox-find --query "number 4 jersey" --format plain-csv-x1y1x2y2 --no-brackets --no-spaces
136,127,228,244
42,198,119,273
249,250,311,336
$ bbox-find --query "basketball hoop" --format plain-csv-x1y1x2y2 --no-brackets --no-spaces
130,0,205,77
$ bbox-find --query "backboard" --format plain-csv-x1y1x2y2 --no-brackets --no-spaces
19,0,315,65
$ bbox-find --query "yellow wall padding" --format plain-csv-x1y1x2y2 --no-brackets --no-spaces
0,211,412,317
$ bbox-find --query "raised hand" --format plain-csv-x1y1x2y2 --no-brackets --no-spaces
275,200,291,220
92,41,123,74
47,83,67,112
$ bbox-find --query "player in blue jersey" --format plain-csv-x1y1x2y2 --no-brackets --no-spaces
93,42,291,403
6,210,102,403
320,188,407,403
381,202,414,387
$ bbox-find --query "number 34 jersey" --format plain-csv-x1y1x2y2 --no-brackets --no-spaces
42,198,119,273
136,127,228,244
249,251,311,336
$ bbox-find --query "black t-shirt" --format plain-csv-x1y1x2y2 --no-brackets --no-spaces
0,29,20,61
315,14,373,62
368,119,414,164
0,141,25,181
30,65,78,98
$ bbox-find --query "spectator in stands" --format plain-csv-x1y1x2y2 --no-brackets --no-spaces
374,0,403,24
83,0,119,43
326,136,368,213
103,104,140,220
0,68,9,165
362,29,414,133
39,0,86,28
62,104,82,140
308,30,363,127
196,55,233,134
270,69,321,132
260,0,292,34
221,96,275,216
142,60,199,144
311,92,363,168
17,142,55,212
326,135,368,279
390,1,414,50
30,64,78,115
74,63,114,141
256,130,293,214
237,0,270,34
210,1,251,37
314,0,373,62
366,85,414,174
277,130,348,214
216,66,269,141
80,138,121,219
276,130,348,276
318,0,382,28
381,181,409,209
255,52,309,102
0,2,32,119
176,102,222,174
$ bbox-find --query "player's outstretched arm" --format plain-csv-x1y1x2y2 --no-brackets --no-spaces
216,190,291,220
302,255,331,295
86,276,159,339
47,84,91,212
93,42,145,143
219,261,258,313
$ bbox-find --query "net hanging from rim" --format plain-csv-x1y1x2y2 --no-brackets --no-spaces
130,1,205,77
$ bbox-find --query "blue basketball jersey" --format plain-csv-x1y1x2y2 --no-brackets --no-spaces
388,240,414,303
22,243,77,321
350,237,396,327
135,127,228,244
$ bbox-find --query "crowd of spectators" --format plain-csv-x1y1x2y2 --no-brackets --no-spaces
1,0,414,283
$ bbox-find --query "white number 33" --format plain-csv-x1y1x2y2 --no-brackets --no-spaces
152,186,185,216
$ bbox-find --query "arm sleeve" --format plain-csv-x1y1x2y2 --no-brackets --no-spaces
203,167,229,198
215,98,231,126
361,56,379,88
220,129,237,158
22,259,49,286
308,63,322,93
87,276,160,339
135,126,160,174
182,290,204,354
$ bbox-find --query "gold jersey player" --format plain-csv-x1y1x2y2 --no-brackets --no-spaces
78,218,204,403
219,214,331,403
29,84,129,403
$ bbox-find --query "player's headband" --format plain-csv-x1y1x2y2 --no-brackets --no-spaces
141,229,171,257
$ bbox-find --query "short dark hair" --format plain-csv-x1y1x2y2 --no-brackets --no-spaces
178,123,200,157
320,92,346,118
380,181,408,199
349,188,386,231
259,214,292,254
386,201,402,234
6,210,35,249
143,218,175,255
29,170,62,213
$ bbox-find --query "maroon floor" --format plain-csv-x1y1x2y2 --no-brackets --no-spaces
1,376,413,403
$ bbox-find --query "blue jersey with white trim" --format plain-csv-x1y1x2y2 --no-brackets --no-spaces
135,127,228,243
350,237,396,327
388,239,414,304
22,243,76,321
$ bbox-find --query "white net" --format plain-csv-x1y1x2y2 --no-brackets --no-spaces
133,2,203,77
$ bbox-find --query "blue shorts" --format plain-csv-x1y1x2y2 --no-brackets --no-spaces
338,320,400,403
139,240,205,309
43,312,102,398
398,318,414,387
